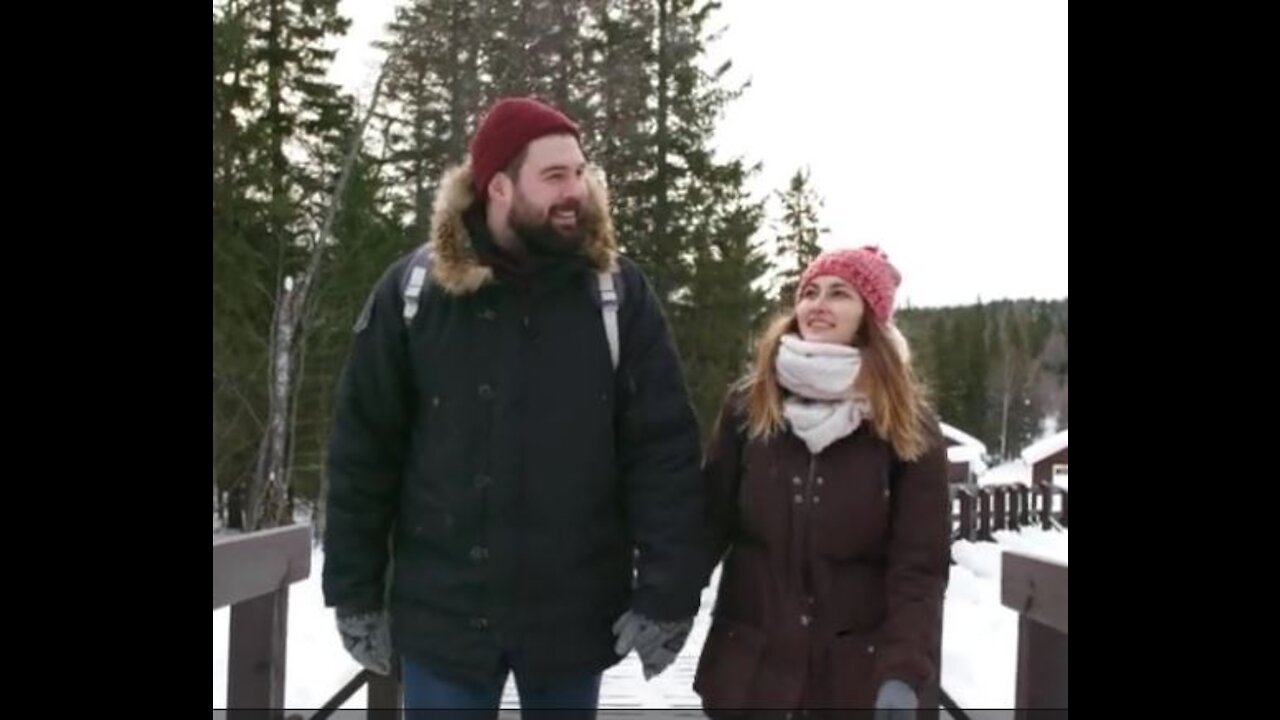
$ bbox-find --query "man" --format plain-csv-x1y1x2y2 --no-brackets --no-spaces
322,96,705,716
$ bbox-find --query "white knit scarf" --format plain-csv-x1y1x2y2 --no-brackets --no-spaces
776,334,872,454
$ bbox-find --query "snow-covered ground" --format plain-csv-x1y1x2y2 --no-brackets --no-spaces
942,528,1067,709
216,525,1066,712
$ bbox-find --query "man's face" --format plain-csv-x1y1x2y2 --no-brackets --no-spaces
502,134,590,254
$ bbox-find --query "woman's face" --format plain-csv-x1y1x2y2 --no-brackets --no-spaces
795,275,865,345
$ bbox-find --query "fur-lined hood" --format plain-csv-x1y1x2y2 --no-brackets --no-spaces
426,163,619,295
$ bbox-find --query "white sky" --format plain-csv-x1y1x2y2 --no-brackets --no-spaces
325,0,1067,309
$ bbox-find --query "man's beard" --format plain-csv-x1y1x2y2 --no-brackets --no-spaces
510,194,586,256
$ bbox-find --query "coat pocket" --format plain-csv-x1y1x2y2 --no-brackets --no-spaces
822,629,879,709
694,618,768,712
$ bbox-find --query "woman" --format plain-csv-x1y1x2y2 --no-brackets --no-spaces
694,247,949,717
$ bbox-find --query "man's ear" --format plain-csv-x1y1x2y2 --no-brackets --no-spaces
489,172,511,202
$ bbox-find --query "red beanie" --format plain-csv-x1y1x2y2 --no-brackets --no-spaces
469,97,581,199
796,246,903,325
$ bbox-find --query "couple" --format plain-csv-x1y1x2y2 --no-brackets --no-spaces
321,96,949,720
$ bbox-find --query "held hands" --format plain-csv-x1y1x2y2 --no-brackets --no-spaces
612,609,693,680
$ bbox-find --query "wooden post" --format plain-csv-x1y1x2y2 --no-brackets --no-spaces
1002,552,1068,719
948,485,959,539
993,486,1007,532
978,488,993,541
1040,484,1054,530
1011,486,1024,530
959,487,976,542
215,524,312,718
228,589,289,718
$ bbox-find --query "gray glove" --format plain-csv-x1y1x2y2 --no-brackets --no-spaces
873,679,918,720
336,610,392,676
612,610,693,680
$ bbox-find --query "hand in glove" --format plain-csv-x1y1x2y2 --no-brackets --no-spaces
612,610,693,680
336,609,392,676
873,679,918,720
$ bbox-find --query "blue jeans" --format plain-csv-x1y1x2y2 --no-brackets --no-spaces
400,655,602,720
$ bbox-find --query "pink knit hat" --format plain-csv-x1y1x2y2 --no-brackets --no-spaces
796,246,902,325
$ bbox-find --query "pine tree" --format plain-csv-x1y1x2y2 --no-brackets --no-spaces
683,157,772,436
773,167,828,305
212,0,357,529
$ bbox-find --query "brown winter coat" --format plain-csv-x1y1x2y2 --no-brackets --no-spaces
693,391,950,714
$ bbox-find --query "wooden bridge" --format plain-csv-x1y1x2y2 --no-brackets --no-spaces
214,486,1067,718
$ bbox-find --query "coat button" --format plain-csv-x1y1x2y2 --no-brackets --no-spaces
478,308,496,321
475,474,492,489
793,494,803,504
478,384,493,399
469,617,488,630
816,476,824,486
792,476,802,486
431,396,440,408
469,546,489,562
799,614,810,627
813,496,821,505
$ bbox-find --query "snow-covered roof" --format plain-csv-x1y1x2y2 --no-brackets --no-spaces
948,445,985,464
941,422,988,455
1021,430,1068,465
949,449,987,479
977,460,1032,487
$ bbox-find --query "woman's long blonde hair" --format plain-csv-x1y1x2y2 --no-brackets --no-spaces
733,311,934,461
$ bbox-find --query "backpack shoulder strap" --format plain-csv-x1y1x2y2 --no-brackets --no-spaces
401,244,434,327
596,269,623,370
398,246,623,369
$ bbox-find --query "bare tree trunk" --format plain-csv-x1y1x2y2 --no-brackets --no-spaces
266,280,297,528
247,279,296,531
249,54,396,530
248,0,289,531
285,307,310,497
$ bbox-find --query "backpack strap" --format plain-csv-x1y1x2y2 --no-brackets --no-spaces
401,244,433,327
400,245,624,372
597,270,621,370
